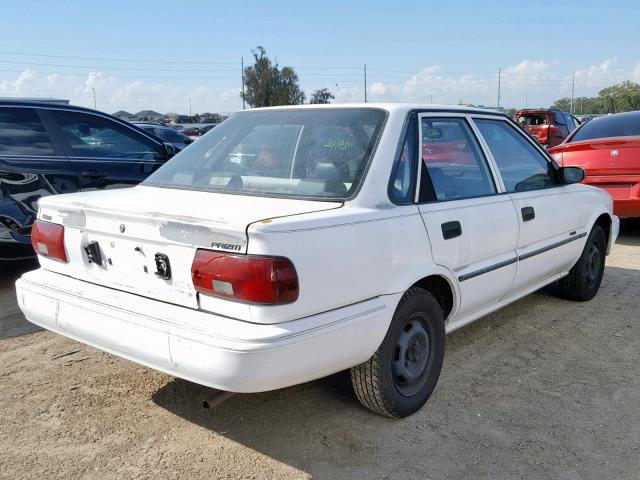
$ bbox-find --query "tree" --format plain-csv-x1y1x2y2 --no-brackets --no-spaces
310,88,335,104
550,81,640,114
242,46,305,107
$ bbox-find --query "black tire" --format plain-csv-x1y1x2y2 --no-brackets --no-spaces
350,287,445,418
558,225,606,302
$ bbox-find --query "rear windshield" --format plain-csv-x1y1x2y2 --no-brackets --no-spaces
144,108,386,200
516,113,549,126
570,112,640,142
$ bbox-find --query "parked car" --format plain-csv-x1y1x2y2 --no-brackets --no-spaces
134,122,193,151
514,109,580,148
199,124,218,135
181,127,201,137
16,104,618,417
0,100,176,261
549,110,640,218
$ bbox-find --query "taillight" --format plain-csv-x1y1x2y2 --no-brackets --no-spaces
31,220,67,262
191,249,298,305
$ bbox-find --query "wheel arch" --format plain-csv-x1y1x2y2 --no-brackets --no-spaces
409,273,457,321
591,211,613,254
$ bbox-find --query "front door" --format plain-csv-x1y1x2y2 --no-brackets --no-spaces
416,114,519,323
472,116,583,294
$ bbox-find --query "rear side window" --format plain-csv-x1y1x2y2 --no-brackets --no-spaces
570,113,640,142
0,107,55,156
389,115,417,203
475,119,556,192
418,117,496,202
51,110,162,160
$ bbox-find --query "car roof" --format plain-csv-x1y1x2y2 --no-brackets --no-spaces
248,102,509,117
0,98,105,114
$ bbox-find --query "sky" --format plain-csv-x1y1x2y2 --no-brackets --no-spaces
0,0,639,114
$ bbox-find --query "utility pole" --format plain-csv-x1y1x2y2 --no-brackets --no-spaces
92,87,96,109
189,98,192,121
497,68,501,108
241,57,246,110
570,71,575,114
335,83,346,102
363,62,367,103
430,94,433,104
525,94,528,108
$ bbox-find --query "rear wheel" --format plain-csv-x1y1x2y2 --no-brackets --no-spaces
350,287,445,418
558,225,606,301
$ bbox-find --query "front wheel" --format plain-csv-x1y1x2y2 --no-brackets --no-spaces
558,225,607,301
350,287,445,418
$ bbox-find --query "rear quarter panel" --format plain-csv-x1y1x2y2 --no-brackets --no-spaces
241,205,455,324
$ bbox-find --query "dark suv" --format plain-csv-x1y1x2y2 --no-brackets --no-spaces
0,100,176,261
514,109,580,148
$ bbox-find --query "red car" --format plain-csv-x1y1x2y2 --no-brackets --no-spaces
515,109,579,148
549,111,640,218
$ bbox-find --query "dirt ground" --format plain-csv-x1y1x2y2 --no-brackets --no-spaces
1,221,639,480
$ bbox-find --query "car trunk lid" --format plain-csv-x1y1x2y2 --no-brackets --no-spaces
553,137,640,176
37,185,341,308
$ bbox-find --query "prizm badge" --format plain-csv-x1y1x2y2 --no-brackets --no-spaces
211,241,242,251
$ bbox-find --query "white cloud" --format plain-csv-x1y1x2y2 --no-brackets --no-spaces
0,57,638,112
0,69,243,114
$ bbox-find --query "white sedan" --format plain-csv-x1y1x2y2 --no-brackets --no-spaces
16,104,619,417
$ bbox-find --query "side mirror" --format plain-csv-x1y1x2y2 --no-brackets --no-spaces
560,166,585,184
162,142,177,160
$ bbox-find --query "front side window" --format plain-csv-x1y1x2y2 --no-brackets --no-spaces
144,108,386,200
475,119,557,192
0,107,55,156
51,110,162,160
418,117,496,202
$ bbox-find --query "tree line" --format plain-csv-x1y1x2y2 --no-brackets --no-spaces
552,81,640,114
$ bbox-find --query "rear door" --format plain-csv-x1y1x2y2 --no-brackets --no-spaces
0,106,77,256
416,113,519,320
472,115,584,293
48,109,167,191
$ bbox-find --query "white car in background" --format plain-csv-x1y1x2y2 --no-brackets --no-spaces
16,104,618,417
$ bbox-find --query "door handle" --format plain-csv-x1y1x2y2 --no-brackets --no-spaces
441,221,462,240
521,206,535,222
80,170,107,178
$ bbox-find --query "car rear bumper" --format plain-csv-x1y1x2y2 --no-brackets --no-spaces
16,269,397,393
585,175,640,218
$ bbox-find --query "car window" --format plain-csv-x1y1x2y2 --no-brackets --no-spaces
569,112,640,142
516,113,548,126
0,107,55,156
564,113,576,130
553,111,567,125
51,110,162,160
475,119,557,192
144,108,386,200
389,115,417,203
418,117,496,202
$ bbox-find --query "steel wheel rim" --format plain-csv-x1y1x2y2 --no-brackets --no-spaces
586,243,602,284
392,314,431,397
